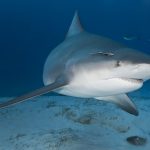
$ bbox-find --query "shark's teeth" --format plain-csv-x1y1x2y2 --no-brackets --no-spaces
120,78,143,84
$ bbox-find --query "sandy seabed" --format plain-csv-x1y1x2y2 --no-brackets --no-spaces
0,91,150,150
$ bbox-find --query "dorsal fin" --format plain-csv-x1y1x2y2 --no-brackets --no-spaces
66,11,84,38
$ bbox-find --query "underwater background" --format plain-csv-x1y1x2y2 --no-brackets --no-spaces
0,0,150,96
0,0,150,150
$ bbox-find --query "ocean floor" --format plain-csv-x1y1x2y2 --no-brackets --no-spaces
0,92,150,150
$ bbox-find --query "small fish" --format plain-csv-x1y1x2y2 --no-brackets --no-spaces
123,35,138,41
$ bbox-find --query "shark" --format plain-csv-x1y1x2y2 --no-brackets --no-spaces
1,12,150,116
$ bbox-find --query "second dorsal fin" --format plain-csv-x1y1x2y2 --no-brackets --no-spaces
66,11,84,38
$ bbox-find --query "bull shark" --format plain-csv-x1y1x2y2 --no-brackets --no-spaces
1,12,150,116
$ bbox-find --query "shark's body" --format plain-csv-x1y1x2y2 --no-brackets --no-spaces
43,32,146,98
1,12,150,116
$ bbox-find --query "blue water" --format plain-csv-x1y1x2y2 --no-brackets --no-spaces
0,0,150,96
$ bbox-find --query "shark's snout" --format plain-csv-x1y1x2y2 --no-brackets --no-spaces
135,63,150,81
119,63,150,81
115,48,150,81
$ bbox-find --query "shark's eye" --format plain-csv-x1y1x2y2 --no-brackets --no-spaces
116,61,121,67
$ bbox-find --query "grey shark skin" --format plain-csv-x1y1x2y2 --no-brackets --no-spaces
1,12,150,116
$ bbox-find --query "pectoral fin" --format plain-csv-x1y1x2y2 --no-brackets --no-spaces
0,76,68,109
95,94,139,116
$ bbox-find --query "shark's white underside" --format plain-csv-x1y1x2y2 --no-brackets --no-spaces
56,77,143,98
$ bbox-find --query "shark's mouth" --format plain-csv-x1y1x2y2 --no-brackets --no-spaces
119,78,143,84
112,78,144,93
